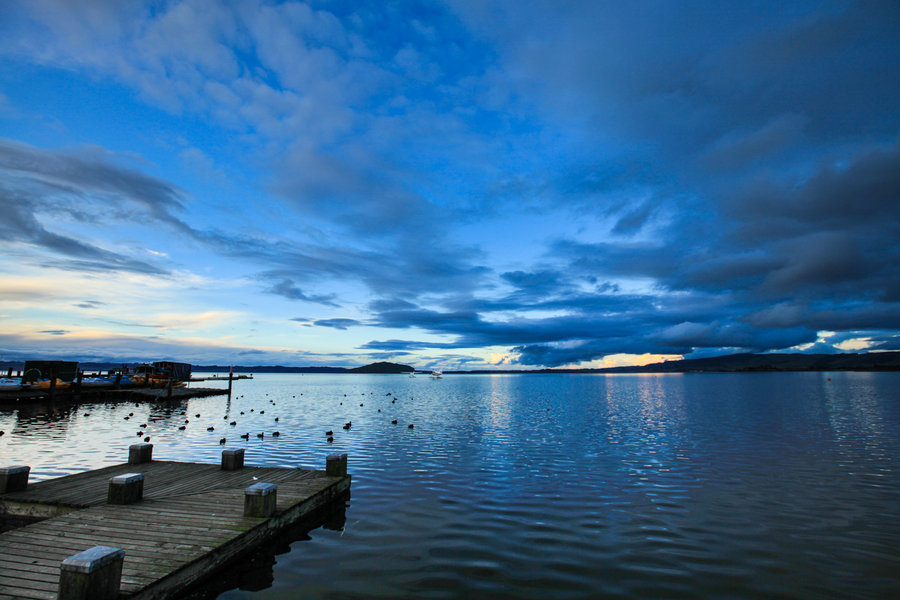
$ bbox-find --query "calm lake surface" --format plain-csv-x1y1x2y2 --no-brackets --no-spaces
1,372,899,599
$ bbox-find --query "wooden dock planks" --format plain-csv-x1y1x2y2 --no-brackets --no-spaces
0,461,350,599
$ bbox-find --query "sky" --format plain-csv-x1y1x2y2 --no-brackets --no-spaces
0,0,898,370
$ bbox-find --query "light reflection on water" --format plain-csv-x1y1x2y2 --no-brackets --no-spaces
1,372,899,599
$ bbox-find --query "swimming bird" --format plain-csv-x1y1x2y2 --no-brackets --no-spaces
240,411,245,415
256,432,264,438
327,436,333,443
219,438,226,444
195,413,200,418
178,425,186,430
360,403,364,407
408,424,414,429
391,399,395,404
272,431,280,437
391,420,398,424
124,416,130,420
140,423,147,428
129,412,134,416
240,433,250,440
326,430,333,436
230,421,236,426
207,426,215,431
144,436,150,442
274,417,279,422
83,413,90,417
137,431,143,436
260,410,264,414
343,422,351,430
0,431,4,436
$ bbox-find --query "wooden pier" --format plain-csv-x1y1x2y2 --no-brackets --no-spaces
0,452,351,599
0,385,231,405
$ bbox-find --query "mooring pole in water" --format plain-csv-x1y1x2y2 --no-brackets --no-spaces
167,376,173,399
228,365,234,399
58,546,125,600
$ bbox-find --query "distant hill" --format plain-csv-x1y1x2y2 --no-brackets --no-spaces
598,352,900,373
3,353,898,375
346,361,415,373
444,352,900,374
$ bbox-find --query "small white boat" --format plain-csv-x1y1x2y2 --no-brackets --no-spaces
430,370,442,379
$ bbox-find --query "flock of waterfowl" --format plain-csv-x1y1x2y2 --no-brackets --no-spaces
47,389,418,448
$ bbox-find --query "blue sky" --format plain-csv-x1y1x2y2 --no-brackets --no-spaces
1,0,898,369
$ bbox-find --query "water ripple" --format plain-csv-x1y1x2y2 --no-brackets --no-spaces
3,372,900,599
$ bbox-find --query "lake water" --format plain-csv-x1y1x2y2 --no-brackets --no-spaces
1,372,899,599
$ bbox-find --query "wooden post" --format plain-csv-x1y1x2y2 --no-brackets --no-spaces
221,448,244,470
108,473,144,504
114,372,122,389
0,465,30,493
59,546,125,600
167,376,173,399
128,443,153,465
74,370,83,396
228,365,233,399
244,482,277,517
326,453,348,477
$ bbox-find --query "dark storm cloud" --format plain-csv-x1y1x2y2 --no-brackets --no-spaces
75,300,106,309
500,269,572,298
260,276,339,307
359,339,460,351
314,318,361,330
364,351,414,360
0,139,179,275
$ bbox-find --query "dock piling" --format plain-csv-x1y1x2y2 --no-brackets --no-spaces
108,473,144,504
326,453,348,477
0,465,30,493
244,482,277,517
58,545,125,600
222,448,245,470
128,442,153,464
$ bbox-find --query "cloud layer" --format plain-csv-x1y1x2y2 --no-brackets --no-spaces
0,1,898,367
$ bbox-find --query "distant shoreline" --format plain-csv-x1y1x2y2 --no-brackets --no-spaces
3,352,898,375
